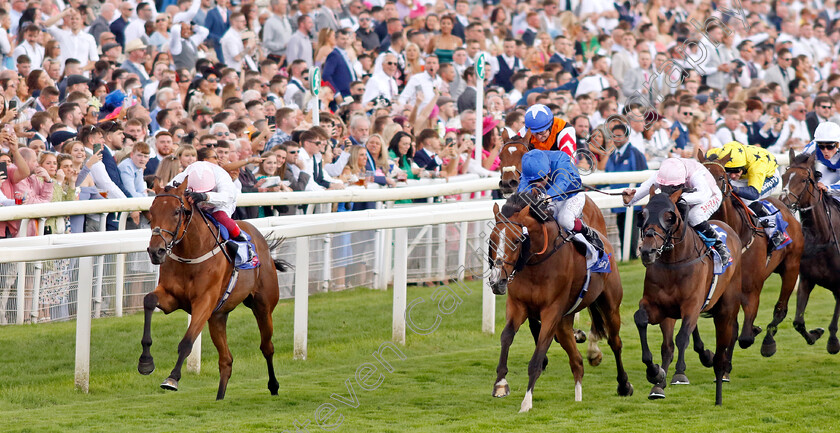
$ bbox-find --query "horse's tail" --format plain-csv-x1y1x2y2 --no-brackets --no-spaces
587,303,608,341
266,233,293,272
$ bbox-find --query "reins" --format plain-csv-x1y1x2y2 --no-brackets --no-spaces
151,192,233,264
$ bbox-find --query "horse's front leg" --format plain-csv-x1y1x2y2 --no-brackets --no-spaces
161,298,214,391
519,305,561,412
635,303,666,393
493,302,526,398
669,314,699,389
138,286,176,375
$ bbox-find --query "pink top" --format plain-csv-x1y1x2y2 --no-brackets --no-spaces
482,149,501,171
0,165,22,237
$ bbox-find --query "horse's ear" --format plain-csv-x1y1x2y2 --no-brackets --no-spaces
493,202,501,221
501,128,510,143
718,151,732,166
697,148,706,162
668,188,683,203
522,130,532,148
788,148,796,165
152,177,164,195
176,176,189,194
807,151,816,165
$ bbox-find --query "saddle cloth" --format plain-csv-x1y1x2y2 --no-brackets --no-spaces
709,224,733,275
204,213,260,270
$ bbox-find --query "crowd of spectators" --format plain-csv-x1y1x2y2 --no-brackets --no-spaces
0,0,836,237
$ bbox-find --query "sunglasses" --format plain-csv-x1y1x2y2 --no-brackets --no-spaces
384,61,396,66
288,150,298,154
681,111,692,116
207,78,218,83
818,143,838,150
214,132,229,137
821,105,833,109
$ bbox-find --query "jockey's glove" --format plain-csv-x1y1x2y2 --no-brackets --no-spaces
186,191,208,204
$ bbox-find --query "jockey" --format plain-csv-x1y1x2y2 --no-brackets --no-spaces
622,158,729,263
169,161,246,243
523,104,577,157
803,121,840,197
517,149,604,250
706,141,786,247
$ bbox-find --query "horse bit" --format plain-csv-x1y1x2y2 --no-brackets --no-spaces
150,193,194,255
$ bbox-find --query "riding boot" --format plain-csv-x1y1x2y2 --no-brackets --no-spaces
694,221,731,264
748,201,785,249
575,221,605,252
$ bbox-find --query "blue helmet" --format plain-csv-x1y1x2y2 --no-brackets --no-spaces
524,104,554,133
521,151,551,185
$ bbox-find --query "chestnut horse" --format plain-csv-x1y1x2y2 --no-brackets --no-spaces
496,135,610,363
780,150,840,354
635,188,742,405
699,150,803,358
488,192,633,412
139,180,290,400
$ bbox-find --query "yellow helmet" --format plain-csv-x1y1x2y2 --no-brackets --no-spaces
719,141,748,169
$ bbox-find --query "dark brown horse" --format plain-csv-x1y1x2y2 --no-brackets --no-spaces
139,180,290,400
780,150,840,354
635,188,742,405
699,150,804,357
488,193,633,412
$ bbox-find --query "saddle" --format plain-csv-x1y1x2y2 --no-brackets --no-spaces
203,212,260,270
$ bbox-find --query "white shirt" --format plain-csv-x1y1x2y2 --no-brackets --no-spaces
47,27,99,67
362,70,399,105
169,161,238,216
221,27,245,71
299,146,339,191
168,24,209,55
398,72,442,114
11,42,44,70
124,19,149,45
575,74,609,98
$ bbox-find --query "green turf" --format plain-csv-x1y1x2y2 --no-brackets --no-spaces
1,261,839,432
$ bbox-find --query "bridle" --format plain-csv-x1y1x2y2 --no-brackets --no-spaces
150,193,194,255
782,166,819,212
491,217,564,285
641,205,704,266
702,160,732,197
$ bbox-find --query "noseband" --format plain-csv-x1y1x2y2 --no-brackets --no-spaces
783,167,819,212
151,193,194,255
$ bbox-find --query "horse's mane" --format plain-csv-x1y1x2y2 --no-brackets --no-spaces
500,192,532,218
706,153,722,162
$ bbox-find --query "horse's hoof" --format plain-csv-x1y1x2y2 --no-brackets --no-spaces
519,390,533,413
827,336,840,354
138,359,155,375
722,373,730,383
647,365,666,385
160,377,179,391
699,350,715,368
618,382,634,397
760,340,777,358
648,386,665,400
574,329,587,344
738,334,755,349
492,379,510,398
752,325,763,336
671,373,690,385
810,328,826,344
587,350,603,367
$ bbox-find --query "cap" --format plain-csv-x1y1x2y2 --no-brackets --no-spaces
194,105,214,115
67,75,89,87
102,42,121,53
436,96,455,107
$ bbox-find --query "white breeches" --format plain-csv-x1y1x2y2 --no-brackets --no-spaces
549,193,585,231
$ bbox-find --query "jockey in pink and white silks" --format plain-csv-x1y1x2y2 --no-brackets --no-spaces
622,157,729,262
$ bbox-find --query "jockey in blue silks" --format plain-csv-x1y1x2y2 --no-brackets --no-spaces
517,149,604,250
804,121,840,198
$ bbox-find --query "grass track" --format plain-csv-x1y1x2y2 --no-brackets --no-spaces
1,261,839,432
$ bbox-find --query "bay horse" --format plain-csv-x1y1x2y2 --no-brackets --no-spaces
488,192,633,412
635,188,742,405
497,134,609,363
699,149,803,358
780,150,840,354
139,179,290,400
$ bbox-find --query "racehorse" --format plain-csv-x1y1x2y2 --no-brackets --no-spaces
497,133,610,363
635,188,742,405
488,192,633,412
139,179,290,400
699,150,804,357
780,150,840,354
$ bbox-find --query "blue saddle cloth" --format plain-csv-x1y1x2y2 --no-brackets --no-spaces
590,251,612,273
710,224,733,275
204,212,260,270
759,200,792,251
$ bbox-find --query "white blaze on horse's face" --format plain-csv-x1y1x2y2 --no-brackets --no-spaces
507,146,518,155
489,228,506,284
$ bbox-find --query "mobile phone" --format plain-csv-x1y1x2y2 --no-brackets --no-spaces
773,105,781,115
0,162,7,179
93,143,102,154
445,137,455,146
267,115,276,127
8,100,16,110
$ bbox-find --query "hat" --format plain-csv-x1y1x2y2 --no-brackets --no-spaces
814,122,840,143
436,96,454,107
125,38,147,53
67,75,88,87
194,105,214,115
102,42,121,53
48,130,77,150
694,93,709,105
482,116,500,136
